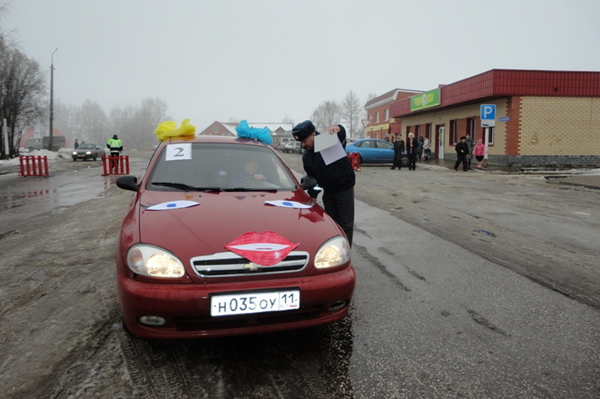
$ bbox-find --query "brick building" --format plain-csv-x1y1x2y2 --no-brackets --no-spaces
364,89,423,140
385,69,600,167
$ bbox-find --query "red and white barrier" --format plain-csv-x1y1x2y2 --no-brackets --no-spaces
19,155,49,177
102,155,130,176
347,152,361,171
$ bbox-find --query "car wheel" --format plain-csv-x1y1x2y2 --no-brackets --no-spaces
93,156,97,161
72,158,77,162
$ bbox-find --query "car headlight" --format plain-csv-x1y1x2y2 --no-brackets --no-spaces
72,151,77,155
126,244,185,278
314,236,351,269
86,151,92,155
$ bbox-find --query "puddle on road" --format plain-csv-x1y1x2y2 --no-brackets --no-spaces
0,172,112,216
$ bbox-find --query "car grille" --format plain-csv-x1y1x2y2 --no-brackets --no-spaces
191,251,309,277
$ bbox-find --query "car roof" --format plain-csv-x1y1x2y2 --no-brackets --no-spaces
158,135,271,147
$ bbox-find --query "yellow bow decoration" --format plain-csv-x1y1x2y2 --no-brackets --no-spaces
155,118,196,141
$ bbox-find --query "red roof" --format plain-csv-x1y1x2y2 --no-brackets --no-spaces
390,69,600,117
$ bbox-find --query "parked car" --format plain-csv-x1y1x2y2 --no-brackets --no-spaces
345,138,395,163
281,140,303,154
24,138,43,152
115,135,355,339
72,143,104,161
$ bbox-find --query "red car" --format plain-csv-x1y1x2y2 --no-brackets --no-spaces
115,136,355,339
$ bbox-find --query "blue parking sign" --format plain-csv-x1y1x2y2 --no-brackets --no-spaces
480,104,496,120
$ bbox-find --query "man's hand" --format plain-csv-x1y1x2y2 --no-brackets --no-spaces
328,125,340,135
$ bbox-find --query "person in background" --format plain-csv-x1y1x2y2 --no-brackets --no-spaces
293,120,356,246
423,136,431,161
106,134,123,171
417,136,424,162
74,139,79,149
406,132,419,170
465,133,474,170
391,133,405,170
474,139,485,168
454,136,469,171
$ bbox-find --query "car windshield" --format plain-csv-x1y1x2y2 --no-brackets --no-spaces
147,142,298,192
79,144,96,149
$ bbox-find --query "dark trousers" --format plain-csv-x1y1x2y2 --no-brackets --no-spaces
110,151,120,170
455,154,467,171
391,154,403,169
323,187,355,246
407,153,417,170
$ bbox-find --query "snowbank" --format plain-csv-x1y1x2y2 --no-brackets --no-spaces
0,149,66,166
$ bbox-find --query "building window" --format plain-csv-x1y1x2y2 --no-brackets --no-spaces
375,112,380,123
425,123,431,139
467,118,476,140
450,120,458,145
384,109,389,121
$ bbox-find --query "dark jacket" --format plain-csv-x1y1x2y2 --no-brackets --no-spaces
406,138,419,156
393,139,405,155
302,130,355,194
455,141,469,156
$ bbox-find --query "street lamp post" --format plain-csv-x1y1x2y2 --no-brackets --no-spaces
48,48,58,151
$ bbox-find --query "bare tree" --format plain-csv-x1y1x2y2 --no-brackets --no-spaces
341,90,363,139
0,43,46,157
311,100,342,133
110,97,169,149
76,99,108,145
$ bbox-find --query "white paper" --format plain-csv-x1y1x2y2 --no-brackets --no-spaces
320,141,347,165
264,200,313,209
146,200,200,210
314,132,338,152
165,143,192,161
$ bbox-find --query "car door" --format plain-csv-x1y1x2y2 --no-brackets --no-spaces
357,140,380,162
375,140,395,162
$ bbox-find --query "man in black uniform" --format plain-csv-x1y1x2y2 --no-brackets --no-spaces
391,133,405,170
293,120,356,246
454,136,469,171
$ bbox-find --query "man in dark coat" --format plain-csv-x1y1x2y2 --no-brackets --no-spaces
391,133,405,170
406,133,419,171
454,136,469,171
293,120,356,246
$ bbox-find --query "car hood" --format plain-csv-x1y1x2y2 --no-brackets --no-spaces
135,190,341,260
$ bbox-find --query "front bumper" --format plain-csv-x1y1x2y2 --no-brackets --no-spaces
118,266,355,339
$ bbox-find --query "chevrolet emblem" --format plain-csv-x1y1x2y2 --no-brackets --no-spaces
244,262,260,272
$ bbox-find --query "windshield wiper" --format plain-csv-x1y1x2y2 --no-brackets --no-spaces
222,187,278,192
152,182,221,192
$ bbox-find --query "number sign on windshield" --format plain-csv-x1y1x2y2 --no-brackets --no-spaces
165,143,192,161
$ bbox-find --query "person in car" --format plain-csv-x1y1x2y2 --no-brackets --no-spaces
293,120,356,246
230,159,266,186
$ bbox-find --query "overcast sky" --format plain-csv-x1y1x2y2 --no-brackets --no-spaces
3,0,600,131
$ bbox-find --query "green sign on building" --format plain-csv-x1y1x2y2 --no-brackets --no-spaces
410,88,441,111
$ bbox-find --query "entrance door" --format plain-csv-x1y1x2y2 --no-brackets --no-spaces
436,125,445,159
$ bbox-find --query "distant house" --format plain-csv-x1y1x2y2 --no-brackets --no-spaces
197,121,294,148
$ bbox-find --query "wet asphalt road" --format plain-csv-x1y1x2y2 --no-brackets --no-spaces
0,150,599,398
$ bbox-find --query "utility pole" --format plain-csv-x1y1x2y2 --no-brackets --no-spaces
48,48,58,151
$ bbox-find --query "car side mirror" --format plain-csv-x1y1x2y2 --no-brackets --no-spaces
116,175,139,192
300,176,318,190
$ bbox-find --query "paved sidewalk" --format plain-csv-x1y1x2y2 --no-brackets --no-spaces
423,158,600,191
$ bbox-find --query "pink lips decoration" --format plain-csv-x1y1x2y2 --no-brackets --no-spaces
225,231,299,266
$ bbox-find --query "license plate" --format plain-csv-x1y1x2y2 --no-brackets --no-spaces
211,290,300,317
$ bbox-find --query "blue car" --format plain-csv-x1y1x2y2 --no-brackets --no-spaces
345,138,395,163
